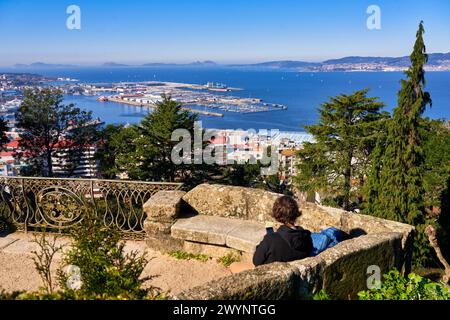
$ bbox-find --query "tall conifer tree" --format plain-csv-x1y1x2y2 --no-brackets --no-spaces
365,22,431,223
364,22,432,265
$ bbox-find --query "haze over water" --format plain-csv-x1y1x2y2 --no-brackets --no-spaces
8,67,450,131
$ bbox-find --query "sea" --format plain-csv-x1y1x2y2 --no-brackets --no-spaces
5,67,450,131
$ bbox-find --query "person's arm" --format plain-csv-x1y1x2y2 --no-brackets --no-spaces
253,236,271,266
298,231,313,258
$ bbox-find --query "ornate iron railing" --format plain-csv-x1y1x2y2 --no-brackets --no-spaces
0,176,182,238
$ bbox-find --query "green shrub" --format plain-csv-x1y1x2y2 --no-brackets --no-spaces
358,270,450,300
0,215,12,234
313,289,332,300
58,213,157,299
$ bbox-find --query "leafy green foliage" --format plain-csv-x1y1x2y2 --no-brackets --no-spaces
58,213,156,299
15,88,99,177
420,119,450,262
358,270,450,300
168,251,210,262
217,252,241,267
438,176,450,261
97,124,141,179
313,289,331,300
422,119,450,208
295,88,387,210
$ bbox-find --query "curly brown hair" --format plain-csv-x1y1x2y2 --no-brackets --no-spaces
271,196,301,225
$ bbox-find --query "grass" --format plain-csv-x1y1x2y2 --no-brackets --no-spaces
168,251,211,262
217,252,241,267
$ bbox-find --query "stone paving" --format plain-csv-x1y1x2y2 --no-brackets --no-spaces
0,232,230,295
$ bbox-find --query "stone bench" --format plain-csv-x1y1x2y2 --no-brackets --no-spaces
143,184,415,299
171,215,266,254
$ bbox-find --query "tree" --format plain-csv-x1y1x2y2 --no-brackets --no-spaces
133,95,197,182
363,22,433,266
439,177,450,261
422,119,450,210
422,120,450,261
295,89,387,210
97,97,223,185
96,124,141,179
0,117,9,150
15,89,99,177
221,162,282,190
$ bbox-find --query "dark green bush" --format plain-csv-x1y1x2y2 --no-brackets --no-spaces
0,215,12,234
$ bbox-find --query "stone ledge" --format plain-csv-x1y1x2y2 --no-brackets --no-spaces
171,215,266,253
143,190,186,223
182,184,282,223
319,232,402,299
176,232,402,300
144,190,187,239
175,262,300,300
225,223,267,253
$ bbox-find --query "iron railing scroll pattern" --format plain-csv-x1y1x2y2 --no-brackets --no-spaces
0,177,182,238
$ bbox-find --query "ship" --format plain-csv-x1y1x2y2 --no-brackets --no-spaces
97,96,109,102
206,82,231,92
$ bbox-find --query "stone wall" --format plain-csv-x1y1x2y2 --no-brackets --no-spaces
182,184,282,224
176,233,403,300
143,184,415,300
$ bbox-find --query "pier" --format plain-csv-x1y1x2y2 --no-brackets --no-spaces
107,97,224,117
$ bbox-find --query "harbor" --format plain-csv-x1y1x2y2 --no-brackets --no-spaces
106,96,224,117
57,81,288,116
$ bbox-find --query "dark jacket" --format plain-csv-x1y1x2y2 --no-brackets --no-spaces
253,225,313,266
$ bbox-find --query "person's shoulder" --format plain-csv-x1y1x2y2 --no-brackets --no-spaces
296,226,312,236
261,231,282,244
263,232,279,240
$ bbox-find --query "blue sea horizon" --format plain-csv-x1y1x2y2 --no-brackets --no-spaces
3,66,449,131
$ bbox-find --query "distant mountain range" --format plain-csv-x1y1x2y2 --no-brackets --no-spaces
141,60,217,67
14,62,78,68
15,60,218,68
236,53,450,71
13,53,450,71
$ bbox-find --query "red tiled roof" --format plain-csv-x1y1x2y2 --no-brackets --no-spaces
5,139,20,149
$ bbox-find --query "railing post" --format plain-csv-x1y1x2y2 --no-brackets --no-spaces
20,177,28,233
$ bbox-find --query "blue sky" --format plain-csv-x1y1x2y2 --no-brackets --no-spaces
0,0,449,66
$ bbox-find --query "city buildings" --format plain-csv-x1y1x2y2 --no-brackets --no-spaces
207,129,313,182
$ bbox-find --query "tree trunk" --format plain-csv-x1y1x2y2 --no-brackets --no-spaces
426,225,450,284
46,149,53,177
342,151,353,211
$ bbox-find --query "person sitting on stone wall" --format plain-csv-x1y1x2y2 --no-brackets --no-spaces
230,196,313,273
